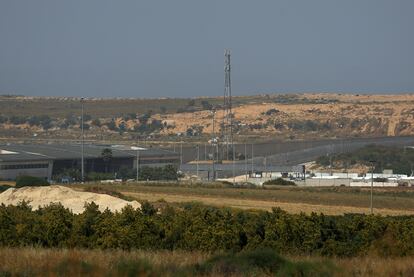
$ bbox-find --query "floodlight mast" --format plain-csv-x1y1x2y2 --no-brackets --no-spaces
81,97,85,183
211,108,216,180
370,160,376,214
131,146,140,181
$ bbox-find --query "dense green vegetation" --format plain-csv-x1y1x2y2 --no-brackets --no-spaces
83,186,135,201
138,165,181,181
262,178,296,186
15,176,49,188
0,248,337,277
316,144,414,175
53,165,180,182
0,185,12,192
194,248,335,276
1,201,414,257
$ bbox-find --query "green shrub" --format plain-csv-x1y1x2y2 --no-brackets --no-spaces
195,249,336,276
316,145,414,175
83,186,134,201
278,260,336,277
139,165,179,181
54,258,96,276
0,185,13,192
115,258,154,277
263,178,296,186
86,172,114,181
1,202,414,257
15,176,49,188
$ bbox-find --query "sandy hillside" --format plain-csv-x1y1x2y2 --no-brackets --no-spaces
153,93,414,138
2,93,414,141
0,185,141,214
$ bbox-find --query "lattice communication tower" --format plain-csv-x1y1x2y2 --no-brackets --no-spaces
222,49,233,160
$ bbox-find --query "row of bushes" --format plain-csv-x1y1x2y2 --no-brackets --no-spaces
53,165,180,182
1,202,414,257
0,248,335,277
316,145,414,175
0,114,53,129
15,176,49,188
263,178,296,186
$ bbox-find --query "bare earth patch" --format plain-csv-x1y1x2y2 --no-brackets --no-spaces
0,185,141,214
124,191,414,216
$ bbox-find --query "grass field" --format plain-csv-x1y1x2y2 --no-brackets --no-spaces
71,182,414,215
0,247,413,277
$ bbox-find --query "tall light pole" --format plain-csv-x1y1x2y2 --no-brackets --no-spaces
137,149,139,181
131,146,140,182
370,160,376,214
232,143,236,184
81,97,85,183
180,141,183,166
251,143,254,177
245,142,247,181
196,144,199,179
211,109,216,180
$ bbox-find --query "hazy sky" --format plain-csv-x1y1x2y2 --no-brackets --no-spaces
1,1,413,98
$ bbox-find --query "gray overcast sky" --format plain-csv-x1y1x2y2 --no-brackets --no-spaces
0,1,413,98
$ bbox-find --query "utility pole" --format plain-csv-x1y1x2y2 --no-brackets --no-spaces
180,141,183,166
211,109,216,180
136,149,139,181
196,144,199,179
131,146,140,182
232,143,236,184
370,161,375,214
80,97,85,183
245,142,247,181
251,143,254,177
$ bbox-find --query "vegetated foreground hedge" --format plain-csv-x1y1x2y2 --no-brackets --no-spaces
0,248,336,277
1,202,414,257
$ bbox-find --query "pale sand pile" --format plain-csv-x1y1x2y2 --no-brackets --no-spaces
0,185,141,214
217,174,251,183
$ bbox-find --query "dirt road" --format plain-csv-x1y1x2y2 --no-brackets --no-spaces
123,191,414,216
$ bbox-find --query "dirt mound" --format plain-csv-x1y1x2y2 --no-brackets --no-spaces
0,185,141,214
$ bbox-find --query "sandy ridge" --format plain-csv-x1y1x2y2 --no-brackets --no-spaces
0,185,141,214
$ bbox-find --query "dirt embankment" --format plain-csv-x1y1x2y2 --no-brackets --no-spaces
1,93,414,141
0,185,141,214
154,94,414,139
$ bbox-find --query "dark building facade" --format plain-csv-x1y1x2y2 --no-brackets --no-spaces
0,144,180,181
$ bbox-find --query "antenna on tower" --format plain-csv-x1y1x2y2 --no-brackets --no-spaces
222,49,233,161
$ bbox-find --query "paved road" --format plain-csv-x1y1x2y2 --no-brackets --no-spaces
179,136,414,166
178,136,414,178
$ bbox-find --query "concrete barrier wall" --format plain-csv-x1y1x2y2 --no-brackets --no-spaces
301,178,351,187
350,182,399,187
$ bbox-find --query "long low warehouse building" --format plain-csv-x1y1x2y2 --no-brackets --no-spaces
0,144,180,181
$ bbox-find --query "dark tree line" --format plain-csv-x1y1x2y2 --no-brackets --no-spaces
316,145,414,175
1,202,414,257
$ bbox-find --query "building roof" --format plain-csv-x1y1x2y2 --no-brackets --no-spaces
0,144,179,162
